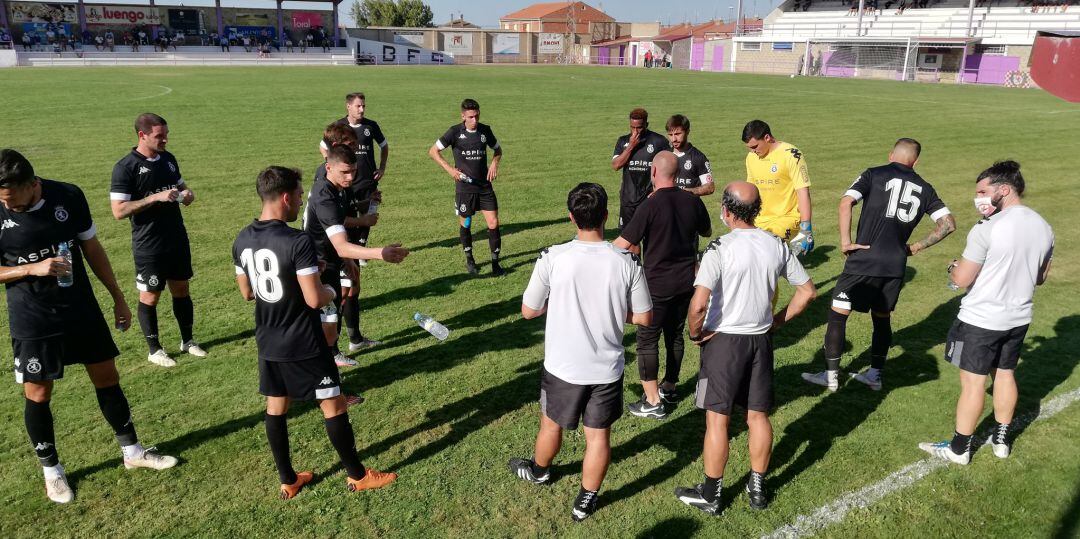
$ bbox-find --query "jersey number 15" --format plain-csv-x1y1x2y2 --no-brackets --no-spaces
884,178,922,223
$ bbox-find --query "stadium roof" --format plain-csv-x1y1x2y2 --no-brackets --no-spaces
501,2,614,23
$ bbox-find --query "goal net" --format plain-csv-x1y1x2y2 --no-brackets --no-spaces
804,40,917,81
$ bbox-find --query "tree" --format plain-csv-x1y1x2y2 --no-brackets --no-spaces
350,0,434,28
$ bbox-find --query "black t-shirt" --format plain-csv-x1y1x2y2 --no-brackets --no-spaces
232,220,329,362
843,162,949,278
0,180,104,339
613,129,671,207
674,144,713,189
327,117,386,191
619,187,712,296
109,148,188,257
437,123,500,193
303,177,350,268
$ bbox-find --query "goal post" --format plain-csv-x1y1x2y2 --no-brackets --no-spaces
804,39,918,81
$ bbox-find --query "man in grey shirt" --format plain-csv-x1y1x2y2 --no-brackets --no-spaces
920,161,1054,465
674,182,816,515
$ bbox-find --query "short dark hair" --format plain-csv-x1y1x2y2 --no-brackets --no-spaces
567,182,608,230
323,122,358,148
894,137,921,158
741,120,772,143
326,144,357,165
135,113,167,134
0,149,35,188
461,98,480,111
722,187,762,225
665,114,690,132
629,108,648,122
256,166,302,201
977,160,1025,196
345,92,365,103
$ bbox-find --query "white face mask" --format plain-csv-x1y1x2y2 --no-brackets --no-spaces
974,196,995,217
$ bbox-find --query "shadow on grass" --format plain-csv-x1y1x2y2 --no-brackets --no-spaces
635,517,701,538
407,218,567,253
1054,475,1080,539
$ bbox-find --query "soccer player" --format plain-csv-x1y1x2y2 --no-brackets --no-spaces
304,145,408,368
675,182,816,514
509,183,653,522
0,149,177,504
428,98,505,276
920,161,1054,464
742,120,813,252
614,151,711,419
802,139,956,391
110,113,206,367
666,114,715,197
612,108,671,231
317,122,383,353
234,165,397,498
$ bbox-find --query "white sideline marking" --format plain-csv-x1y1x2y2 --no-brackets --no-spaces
764,387,1080,539
131,85,173,100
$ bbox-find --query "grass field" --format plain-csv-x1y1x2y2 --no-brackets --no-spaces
1,65,1078,538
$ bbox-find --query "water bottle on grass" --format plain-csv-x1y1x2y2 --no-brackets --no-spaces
414,312,449,341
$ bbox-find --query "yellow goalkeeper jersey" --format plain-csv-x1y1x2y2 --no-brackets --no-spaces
744,141,811,224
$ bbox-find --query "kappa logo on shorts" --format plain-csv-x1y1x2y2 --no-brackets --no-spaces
837,292,849,300
148,275,160,287
684,160,693,171
53,205,69,222
320,376,334,386
25,357,42,374
771,164,779,173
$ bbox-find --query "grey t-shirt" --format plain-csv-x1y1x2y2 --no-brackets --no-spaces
522,240,652,385
958,205,1054,331
695,227,811,335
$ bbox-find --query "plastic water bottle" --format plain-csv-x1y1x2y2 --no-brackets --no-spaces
56,242,74,287
789,232,807,257
459,173,474,184
366,200,379,216
414,312,449,341
321,299,338,320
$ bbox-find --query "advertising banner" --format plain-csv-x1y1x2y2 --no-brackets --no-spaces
538,33,563,54
168,9,201,33
291,11,324,30
234,12,271,26
351,37,452,65
224,26,277,39
491,33,520,55
393,31,425,46
442,32,472,55
85,5,162,26
9,3,78,24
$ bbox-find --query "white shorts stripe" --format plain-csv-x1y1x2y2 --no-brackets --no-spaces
320,313,339,323
315,386,341,400
340,278,353,288
136,282,149,292
832,300,852,310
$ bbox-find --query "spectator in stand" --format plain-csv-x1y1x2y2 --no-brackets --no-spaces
220,33,230,52
105,30,115,52
322,30,331,52
848,0,859,15
304,32,313,52
174,31,184,49
82,29,92,45
130,31,140,52
45,28,55,46
94,34,103,51
22,32,32,51
243,35,252,52
285,34,294,52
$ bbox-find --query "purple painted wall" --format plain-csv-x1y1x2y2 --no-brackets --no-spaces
598,47,610,65
711,44,724,71
690,42,705,70
962,55,1021,85
631,44,637,66
618,45,625,65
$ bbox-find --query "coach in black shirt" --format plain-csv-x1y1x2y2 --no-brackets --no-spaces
612,108,671,231
110,113,205,367
616,151,712,420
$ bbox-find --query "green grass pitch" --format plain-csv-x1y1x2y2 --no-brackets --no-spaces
0,65,1078,537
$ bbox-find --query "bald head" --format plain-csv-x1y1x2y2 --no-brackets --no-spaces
889,137,921,167
721,181,762,227
650,150,678,189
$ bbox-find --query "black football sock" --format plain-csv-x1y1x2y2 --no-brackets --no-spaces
342,296,361,343
824,310,848,371
325,413,366,480
25,398,59,467
950,431,973,455
488,227,502,261
529,458,549,477
702,474,723,502
172,295,194,343
459,226,474,259
870,315,892,370
95,384,138,446
265,413,297,485
137,302,163,353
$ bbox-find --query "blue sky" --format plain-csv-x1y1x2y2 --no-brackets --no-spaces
427,0,783,27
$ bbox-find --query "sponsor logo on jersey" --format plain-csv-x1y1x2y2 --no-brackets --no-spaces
647,144,655,153
459,133,467,139
168,162,177,173
25,357,42,374
0,219,18,230
54,205,69,222
480,134,487,144
138,166,151,175
364,128,371,137
684,160,693,170
771,164,778,173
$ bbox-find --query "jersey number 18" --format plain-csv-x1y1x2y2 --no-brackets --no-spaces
240,248,283,303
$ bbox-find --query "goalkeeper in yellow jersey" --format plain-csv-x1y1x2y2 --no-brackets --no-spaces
741,120,814,253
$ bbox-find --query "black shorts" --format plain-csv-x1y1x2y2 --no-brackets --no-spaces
831,273,903,313
456,188,498,218
618,203,640,232
945,319,1028,375
695,332,774,414
12,313,119,384
135,245,193,292
259,355,341,401
319,264,342,323
540,369,623,430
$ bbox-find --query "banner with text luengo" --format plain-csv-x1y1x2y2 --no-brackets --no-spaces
85,5,162,26
442,32,472,55
492,33,520,55
538,33,564,54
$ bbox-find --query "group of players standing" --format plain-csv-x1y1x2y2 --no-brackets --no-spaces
0,93,1055,523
